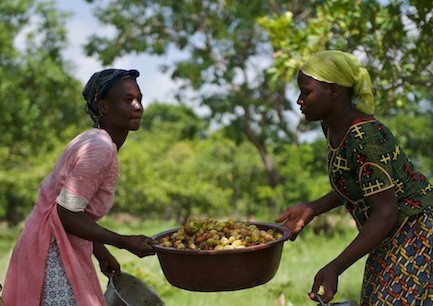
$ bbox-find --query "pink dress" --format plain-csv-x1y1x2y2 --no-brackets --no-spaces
3,129,119,306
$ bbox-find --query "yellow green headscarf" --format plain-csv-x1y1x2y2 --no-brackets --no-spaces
300,50,375,115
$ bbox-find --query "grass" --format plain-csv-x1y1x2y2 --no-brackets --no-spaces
0,215,366,306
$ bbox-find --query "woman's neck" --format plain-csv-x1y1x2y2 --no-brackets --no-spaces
100,126,128,150
325,105,369,148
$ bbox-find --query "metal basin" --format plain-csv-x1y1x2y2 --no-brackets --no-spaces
151,222,291,292
104,272,165,306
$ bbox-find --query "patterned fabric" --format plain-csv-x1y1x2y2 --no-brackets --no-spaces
56,188,88,212
361,210,433,305
327,119,433,230
41,241,76,306
325,118,433,304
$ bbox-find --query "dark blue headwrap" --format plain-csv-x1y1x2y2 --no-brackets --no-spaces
82,68,139,126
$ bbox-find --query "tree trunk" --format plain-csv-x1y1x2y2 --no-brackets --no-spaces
5,192,21,227
243,114,283,213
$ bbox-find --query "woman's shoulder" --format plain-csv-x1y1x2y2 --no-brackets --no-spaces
72,129,115,149
64,129,117,161
349,118,394,141
342,118,399,157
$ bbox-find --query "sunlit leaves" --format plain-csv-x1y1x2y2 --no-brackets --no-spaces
0,0,86,223
260,0,433,114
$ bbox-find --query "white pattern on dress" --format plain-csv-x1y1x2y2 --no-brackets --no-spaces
41,240,76,305
56,188,88,212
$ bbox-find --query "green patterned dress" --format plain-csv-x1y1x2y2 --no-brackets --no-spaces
327,118,433,305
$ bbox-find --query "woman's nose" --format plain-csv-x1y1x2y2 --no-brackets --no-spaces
132,99,143,110
297,96,304,105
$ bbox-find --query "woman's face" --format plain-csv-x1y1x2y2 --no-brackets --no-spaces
296,71,333,122
100,78,143,131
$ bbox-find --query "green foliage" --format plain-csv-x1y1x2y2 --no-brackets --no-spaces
194,133,268,218
117,97,331,222
116,113,273,223
0,1,84,154
0,0,88,223
277,142,329,204
113,105,333,224
1,0,432,230
82,0,433,219
141,102,208,139
258,0,433,113
382,113,433,176
83,0,320,190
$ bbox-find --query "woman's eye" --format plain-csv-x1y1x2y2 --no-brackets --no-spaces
300,90,309,97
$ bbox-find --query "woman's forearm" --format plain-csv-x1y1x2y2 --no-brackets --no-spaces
310,190,343,216
329,190,399,274
93,242,110,258
57,205,125,248
331,210,395,274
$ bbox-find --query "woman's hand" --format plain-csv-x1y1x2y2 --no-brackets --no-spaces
93,243,121,277
276,191,343,241
308,263,340,304
98,253,121,277
275,203,315,241
307,188,399,304
121,235,156,258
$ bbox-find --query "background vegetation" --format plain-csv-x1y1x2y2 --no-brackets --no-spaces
1,0,432,225
0,0,432,304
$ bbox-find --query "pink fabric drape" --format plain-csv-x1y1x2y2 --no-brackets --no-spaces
3,129,118,306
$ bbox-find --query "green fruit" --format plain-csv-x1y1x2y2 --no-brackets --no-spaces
157,218,282,251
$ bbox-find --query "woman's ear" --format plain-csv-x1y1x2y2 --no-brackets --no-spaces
330,84,340,99
96,99,108,116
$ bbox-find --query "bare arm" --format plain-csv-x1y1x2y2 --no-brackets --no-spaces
276,190,343,240
309,190,344,216
57,205,124,247
93,242,122,276
310,188,399,302
330,188,398,272
57,205,155,257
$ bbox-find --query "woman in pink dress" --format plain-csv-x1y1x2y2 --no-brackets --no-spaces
3,69,155,305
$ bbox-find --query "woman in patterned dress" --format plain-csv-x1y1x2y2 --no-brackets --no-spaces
3,69,156,305
276,50,433,305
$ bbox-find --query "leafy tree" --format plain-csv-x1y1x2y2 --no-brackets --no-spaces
140,102,208,139
83,0,433,212
116,103,269,223
258,0,433,169
382,114,433,176
0,0,86,224
194,132,267,219
117,130,225,223
258,0,433,113
83,0,317,202
116,102,332,222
